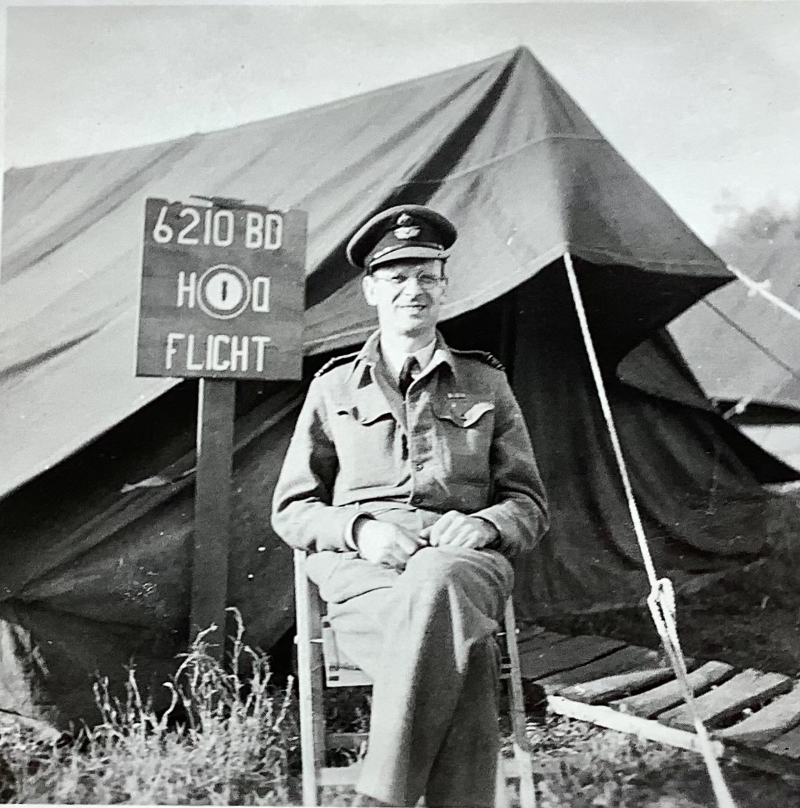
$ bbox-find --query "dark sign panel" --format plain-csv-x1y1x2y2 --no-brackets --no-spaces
137,198,306,380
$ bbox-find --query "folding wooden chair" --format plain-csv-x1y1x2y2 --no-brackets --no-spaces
293,548,536,808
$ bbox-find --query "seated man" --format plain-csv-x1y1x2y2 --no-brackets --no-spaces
272,205,549,808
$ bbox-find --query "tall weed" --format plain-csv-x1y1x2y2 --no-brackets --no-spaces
2,609,298,804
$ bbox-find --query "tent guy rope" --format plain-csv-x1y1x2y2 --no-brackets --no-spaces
727,264,800,325
700,265,800,418
699,297,800,419
563,252,738,808
701,299,800,383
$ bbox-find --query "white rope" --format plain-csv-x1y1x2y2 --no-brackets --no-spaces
563,252,737,808
727,263,800,325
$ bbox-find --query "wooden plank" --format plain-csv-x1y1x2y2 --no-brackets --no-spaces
562,667,675,704
322,622,372,687
319,763,362,786
327,732,369,750
716,682,800,744
516,625,563,646
517,631,571,657
660,669,792,731
723,741,800,778
191,379,236,657
555,649,681,704
326,668,373,687
764,724,800,760
517,632,573,678
539,645,666,696
615,661,734,718
521,635,626,680
547,695,725,757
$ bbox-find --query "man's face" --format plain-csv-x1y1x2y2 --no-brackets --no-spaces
362,258,448,339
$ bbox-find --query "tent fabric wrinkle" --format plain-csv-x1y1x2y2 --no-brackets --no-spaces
0,328,101,383
1,46,797,727
2,138,199,284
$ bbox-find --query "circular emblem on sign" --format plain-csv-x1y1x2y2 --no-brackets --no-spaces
197,264,251,320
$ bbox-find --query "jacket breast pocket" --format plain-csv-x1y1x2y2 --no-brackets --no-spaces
432,397,495,484
330,403,405,490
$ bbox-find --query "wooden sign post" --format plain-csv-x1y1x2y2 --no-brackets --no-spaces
192,378,236,659
136,197,306,658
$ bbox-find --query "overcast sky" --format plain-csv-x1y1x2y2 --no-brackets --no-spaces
4,1,800,244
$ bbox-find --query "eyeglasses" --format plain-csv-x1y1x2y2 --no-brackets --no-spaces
370,271,447,290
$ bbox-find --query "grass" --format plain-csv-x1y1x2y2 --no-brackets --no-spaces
1,645,798,807
1,484,799,808
0,612,299,805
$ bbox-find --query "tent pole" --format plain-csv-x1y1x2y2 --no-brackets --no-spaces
190,378,236,661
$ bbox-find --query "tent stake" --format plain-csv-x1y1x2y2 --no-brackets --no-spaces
190,378,236,661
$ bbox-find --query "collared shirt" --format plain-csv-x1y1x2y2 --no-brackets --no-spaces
380,338,437,388
272,330,549,559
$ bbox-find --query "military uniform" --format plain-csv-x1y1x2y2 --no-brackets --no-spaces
271,205,549,807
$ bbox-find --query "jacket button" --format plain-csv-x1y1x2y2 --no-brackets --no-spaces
414,462,424,472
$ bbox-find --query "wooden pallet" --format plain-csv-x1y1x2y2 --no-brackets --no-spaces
517,629,800,777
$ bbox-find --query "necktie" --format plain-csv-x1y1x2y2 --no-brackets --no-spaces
398,356,419,398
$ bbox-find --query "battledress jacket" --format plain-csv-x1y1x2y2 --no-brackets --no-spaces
272,330,549,560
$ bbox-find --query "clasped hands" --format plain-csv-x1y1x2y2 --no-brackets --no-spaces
353,511,499,570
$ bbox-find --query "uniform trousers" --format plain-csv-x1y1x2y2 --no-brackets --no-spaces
306,508,514,808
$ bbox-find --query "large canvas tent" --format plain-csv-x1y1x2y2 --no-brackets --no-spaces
1,47,797,727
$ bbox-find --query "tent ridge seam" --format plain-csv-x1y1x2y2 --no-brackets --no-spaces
394,132,606,186
191,52,511,143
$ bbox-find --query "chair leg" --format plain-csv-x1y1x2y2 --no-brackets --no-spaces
495,753,510,808
294,550,325,807
504,599,536,808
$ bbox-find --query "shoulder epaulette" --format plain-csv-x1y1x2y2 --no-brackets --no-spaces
314,351,359,378
452,349,506,372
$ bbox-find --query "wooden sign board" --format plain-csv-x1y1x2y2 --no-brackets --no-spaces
137,198,306,380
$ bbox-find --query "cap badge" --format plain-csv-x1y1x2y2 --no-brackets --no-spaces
394,225,421,240
392,213,419,240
